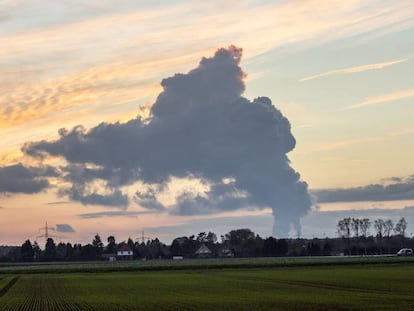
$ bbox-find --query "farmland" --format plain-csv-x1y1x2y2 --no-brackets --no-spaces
1,258,414,310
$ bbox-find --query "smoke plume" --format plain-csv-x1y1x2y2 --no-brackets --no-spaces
23,46,312,237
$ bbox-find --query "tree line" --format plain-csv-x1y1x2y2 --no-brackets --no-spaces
1,229,290,262
0,218,411,262
337,217,408,255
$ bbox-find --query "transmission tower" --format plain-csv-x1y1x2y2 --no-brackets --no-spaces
136,230,151,244
37,221,56,244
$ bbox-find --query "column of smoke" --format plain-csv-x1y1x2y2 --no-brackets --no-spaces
23,46,312,237
149,46,313,237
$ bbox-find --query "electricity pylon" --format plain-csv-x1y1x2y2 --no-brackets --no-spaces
37,221,56,244
136,230,151,244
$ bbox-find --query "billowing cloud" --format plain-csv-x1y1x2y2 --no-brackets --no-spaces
169,182,251,216
23,46,312,237
55,224,75,233
57,164,129,207
313,175,414,203
0,163,57,194
58,186,129,208
134,186,166,211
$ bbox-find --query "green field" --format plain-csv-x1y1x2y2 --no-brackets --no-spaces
1,259,414,310
1,256,414,274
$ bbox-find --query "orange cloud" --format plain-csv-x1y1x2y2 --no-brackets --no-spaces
1,0,412,130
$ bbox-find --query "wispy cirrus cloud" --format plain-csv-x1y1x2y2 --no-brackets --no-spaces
1,0,414,130
77,210,155,219
311,136,384,152
310,128,414,153
300,58,408,82
0,64,161,129
343,87,414,110
389,128,414,137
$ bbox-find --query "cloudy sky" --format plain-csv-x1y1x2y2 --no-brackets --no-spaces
1,0,414,245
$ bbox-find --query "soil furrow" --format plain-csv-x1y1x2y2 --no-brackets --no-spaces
0,276,20,298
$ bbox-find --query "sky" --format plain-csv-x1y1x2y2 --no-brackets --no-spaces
1,0,414,246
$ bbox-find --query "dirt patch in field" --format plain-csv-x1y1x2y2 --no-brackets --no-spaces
0,276,20,297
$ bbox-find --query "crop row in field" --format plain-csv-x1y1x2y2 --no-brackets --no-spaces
0,276,95,311
1,263,414,310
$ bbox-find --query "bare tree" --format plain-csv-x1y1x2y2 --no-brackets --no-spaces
383,219,394,254
394,217,408,247
337,217,351,254
374,219,385,239
351,218,360,239
394,217,407,237
383,219,394,238
359,218,371,238
337,218,351,239
374,219,385,254
359,218,371,255
351,218,361,255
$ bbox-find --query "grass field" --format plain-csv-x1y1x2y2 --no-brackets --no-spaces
1,255,414,274
1,259,414,310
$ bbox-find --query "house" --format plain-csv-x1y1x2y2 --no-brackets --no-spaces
194,244,212,258
218,247,234,258
116,244,133,260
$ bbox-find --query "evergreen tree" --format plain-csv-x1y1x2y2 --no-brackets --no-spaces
20,240,34,262
43,238,56,261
